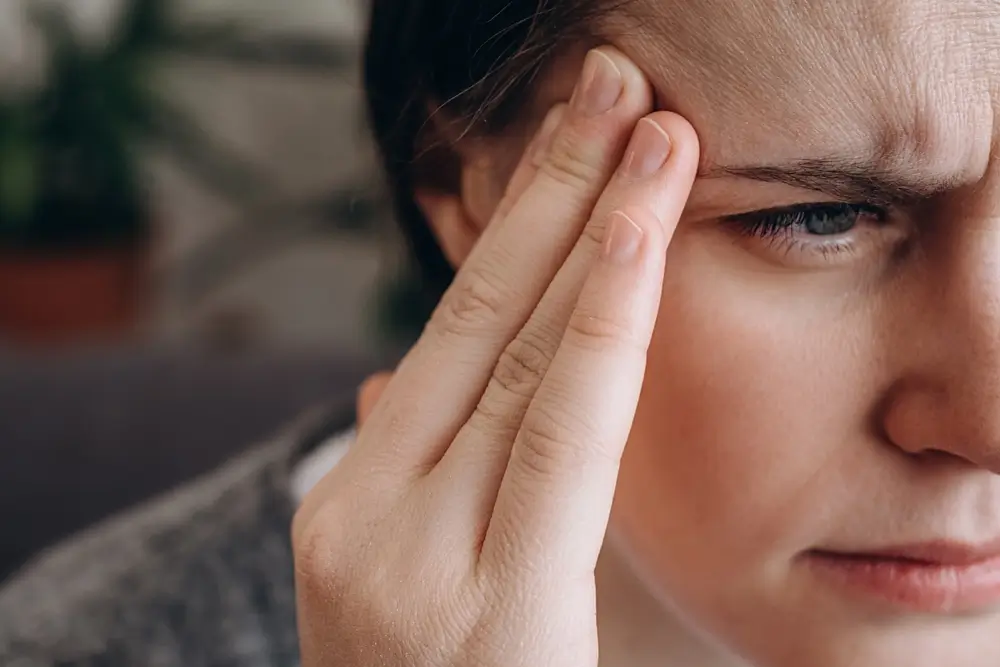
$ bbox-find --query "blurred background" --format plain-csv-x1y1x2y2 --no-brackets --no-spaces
0,0,424,580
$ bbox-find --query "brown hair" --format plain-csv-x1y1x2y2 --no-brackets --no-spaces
363,0,607,300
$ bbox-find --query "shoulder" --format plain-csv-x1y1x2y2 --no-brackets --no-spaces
0,402,353,667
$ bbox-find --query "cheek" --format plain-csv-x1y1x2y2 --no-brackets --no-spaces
610,231,887,606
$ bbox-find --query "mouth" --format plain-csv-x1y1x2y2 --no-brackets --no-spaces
805,540,1000,615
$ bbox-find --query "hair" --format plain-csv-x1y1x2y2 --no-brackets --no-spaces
363,0,609,302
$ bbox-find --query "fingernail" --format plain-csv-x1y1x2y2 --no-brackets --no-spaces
530,105,567,166
622,118,672,179
603,212,644,263
572,50,623,117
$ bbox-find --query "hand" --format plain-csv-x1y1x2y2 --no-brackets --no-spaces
293,46,699,667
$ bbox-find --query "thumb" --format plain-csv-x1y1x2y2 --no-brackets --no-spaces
356,372,393,427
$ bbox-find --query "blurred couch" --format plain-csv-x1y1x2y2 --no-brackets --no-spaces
0,345,377,581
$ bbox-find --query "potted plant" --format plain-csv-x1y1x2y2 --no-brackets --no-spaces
0,0,286,344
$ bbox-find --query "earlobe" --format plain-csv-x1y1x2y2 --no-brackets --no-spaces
415,157,502,267
459,160,502,234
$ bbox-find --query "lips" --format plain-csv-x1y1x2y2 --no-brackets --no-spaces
806,540,1000,614
833,539,1000,567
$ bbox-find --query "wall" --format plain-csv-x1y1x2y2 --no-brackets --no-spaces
2,0,392,355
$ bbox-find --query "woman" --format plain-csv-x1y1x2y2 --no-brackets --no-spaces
3,0,998,665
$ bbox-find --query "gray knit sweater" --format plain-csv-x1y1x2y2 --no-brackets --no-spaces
0,402,353,667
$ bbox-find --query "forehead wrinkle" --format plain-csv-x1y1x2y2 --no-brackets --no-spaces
604,0,902,104
869,6,996,179
600,0,997,180
600,1,902,162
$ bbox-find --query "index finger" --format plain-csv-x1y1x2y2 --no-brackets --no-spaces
483,113,700,577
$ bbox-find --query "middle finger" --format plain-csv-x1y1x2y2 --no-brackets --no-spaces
437,109,690,499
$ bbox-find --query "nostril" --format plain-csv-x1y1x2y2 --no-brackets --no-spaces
914,448,974,466
906,447,997,475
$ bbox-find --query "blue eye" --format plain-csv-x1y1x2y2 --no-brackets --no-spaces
727,203,887,239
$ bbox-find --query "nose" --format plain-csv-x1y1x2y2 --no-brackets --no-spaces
882,174,1000,472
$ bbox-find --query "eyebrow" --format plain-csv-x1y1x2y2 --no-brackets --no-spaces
699,158,959,207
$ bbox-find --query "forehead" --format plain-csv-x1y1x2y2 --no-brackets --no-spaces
603,0,1000,176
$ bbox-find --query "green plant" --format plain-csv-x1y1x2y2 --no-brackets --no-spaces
0,0,282,251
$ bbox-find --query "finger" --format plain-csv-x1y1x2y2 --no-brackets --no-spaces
483,115,700,577
357,372,393,427
295,105,567,536
359,48,654,475
491,104,565,221
440,113,696,518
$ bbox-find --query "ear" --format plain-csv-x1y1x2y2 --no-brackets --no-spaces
414,157,504,267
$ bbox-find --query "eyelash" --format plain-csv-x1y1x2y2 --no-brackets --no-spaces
725,203,888,258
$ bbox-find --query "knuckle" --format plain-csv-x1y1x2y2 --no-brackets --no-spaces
491,335,553,399
540,127,606,190
470,392,510,428
565,309,638,351
580,215,611,251
293,501,367,587
430,266,511,336
293,511,342,584
515,408,582,479
518,403,614,478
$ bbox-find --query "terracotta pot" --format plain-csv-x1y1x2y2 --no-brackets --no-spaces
0,246,148,345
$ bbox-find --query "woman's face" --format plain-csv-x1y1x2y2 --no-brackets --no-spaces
432,0,1000,664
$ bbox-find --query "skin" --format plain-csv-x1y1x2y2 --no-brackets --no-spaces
295,1,1000,666
613,3,1000,665
598,2,999,665
296,50,702,667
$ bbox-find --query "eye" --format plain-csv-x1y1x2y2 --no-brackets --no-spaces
726,203,887,240
720,202,895,266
